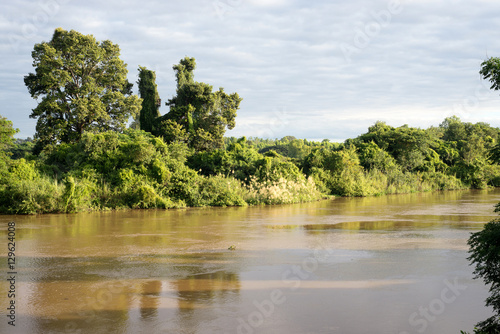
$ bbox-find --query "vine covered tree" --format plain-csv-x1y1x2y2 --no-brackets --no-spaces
0,115,17,153
0,115,18,174
24,28,141,153
156,57,242,151
137,66,161,133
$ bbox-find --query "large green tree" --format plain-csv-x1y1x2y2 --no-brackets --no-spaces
157,57,242,151
24,28,141,153
137,66,161,133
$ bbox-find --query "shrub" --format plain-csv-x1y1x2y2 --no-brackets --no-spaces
62,176,97,213
198,175,247,207
245,175,323,205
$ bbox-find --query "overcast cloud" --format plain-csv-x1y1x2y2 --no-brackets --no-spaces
2,0,500,141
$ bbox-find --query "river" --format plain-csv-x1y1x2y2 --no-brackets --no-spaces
1,189,499,334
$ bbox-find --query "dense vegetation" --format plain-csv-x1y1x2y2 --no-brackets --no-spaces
2,28,500,214
3,114,500,214
463,207,500,333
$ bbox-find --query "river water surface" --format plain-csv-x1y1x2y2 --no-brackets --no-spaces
1,189,499,334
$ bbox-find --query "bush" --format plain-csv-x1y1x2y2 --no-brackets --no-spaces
62,176,97,213
0,177,62,214
245,175,323,205
198,175,247,207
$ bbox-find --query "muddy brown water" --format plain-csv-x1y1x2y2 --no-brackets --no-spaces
1,189,498,334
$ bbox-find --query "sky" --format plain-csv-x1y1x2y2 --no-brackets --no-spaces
2,0,500,142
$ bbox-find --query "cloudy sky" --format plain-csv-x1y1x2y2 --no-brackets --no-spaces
2,0,500,141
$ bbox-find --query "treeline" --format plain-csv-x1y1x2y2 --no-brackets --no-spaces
243,115,500,197
1,115,500,214
0,126,323,213
2,28,500,214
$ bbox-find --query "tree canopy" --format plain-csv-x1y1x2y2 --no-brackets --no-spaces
24,28,141,153
137,66,161,133
0,115,18,175
156,57,242,151
0,115,17,153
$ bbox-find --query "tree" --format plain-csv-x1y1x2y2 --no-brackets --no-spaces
0,115,17,153
355,122,436,172
480,57,500,92
466,212,500,333
0,115,18,163
137,66,161,133
24,28,141,153
157,57,242,151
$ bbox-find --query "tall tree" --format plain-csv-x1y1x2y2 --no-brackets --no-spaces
0,115,18,153
0,115,18,177
24,28,141,153
137,66,161,133
157,57,242,151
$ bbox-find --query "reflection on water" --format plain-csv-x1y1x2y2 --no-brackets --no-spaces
0,189,499,333
140,280,162,319
173,271,240,310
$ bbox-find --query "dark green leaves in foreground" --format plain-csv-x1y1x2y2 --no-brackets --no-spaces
466,218,500,333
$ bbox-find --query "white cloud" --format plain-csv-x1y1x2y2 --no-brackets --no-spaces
2,0,500,140
246,0,289,7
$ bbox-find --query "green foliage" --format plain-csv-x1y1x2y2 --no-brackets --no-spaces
245,175,323,205
137,66,161,133
352,122,441,172
2,109,500,214
155,118,189,143
466,214,500,333
0,159,62,214
188,137,304,186
198,175,247,207
157,57,242,151
356,141,397,172
62,175,96,213
480,57,500,92
0,115,19,177
9,138,35,159
303,128,467,197
188,137,261,181
0,115,18,154
24,28,141,153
